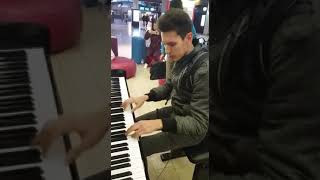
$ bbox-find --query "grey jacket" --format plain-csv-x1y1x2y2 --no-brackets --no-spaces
146,45,209,137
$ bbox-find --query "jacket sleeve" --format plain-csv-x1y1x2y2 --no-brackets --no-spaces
211,3,320,180
162,59,209,137
146,78,173,101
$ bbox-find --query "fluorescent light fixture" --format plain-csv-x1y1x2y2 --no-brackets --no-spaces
200,15,205,26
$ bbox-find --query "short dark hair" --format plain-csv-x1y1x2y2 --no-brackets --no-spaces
170,0,183,9
157,9,192,39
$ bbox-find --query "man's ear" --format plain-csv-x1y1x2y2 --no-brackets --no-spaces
186,32,193,41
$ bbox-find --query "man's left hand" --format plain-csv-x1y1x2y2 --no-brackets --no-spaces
126,119,163,138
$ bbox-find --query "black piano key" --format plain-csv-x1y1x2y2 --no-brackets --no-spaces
111,130,126,136
0,167,44,180
0,87,31,97
0,57,27,63
0,127,37,149
111,134,127,140
0,113,36,127
110,163,131,171
0,76,30,85
0,103,34,113
111,92,121,97
111,77,119,81
111,133,126,139
111,147,129,154
111,136,127,142
0,126,37,137
111,153,130,160
0,138,33,149
2,174,44,180
111,142,128,149
0,63,28,71
0,50,26,59
0,84,30,91
111,158,130,166
0,71,28,80
111,128,125,136
0,95,32,102
111,118,125,123
111,171,132,180
118,178,133,180
111,122,125,127
0,99,33,107
110,85,120,88
111,102,122,108
111,97,122,102
111,90,121,94
111,114,124,119
110,88,121,92
111,86,121,90
111,108,123,114
0,149,42,167
0,71,28,77
111,125,126,131
111,122,126,128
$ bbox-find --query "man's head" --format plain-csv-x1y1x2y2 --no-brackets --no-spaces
170,0,183,9
157,9,194,61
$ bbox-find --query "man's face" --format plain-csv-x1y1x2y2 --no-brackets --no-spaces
161,31,192,61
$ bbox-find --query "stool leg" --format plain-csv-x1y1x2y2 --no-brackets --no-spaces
192,163,209,180
192,164,200,180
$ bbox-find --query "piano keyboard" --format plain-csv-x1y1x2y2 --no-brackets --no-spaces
111,77,147,180
0,48,74,180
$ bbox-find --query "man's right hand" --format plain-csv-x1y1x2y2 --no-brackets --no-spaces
32,111,107,164
122,95,149,112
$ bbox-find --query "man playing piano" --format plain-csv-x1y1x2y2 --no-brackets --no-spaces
122,9,209,158
33,9,208,179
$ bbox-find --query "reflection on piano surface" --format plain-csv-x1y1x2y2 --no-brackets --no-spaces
110,76,147,180
0,48,76,180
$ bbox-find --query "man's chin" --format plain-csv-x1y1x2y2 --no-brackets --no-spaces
168,56,177,62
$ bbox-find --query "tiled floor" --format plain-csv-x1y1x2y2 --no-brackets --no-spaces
112,18,195,180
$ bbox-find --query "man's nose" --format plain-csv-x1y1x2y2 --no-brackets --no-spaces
166,46,171,54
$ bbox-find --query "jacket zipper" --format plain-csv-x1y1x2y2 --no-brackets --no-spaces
217,15,250,97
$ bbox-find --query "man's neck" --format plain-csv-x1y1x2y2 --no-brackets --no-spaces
185,45,194,56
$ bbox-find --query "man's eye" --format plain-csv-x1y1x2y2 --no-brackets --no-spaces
167,43,176,47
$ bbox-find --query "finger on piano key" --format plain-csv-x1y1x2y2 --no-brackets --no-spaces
127,131,136,137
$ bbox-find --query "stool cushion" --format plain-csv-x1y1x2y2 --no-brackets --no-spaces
112,56,136,79
184,143,209,164
0,0,82,53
